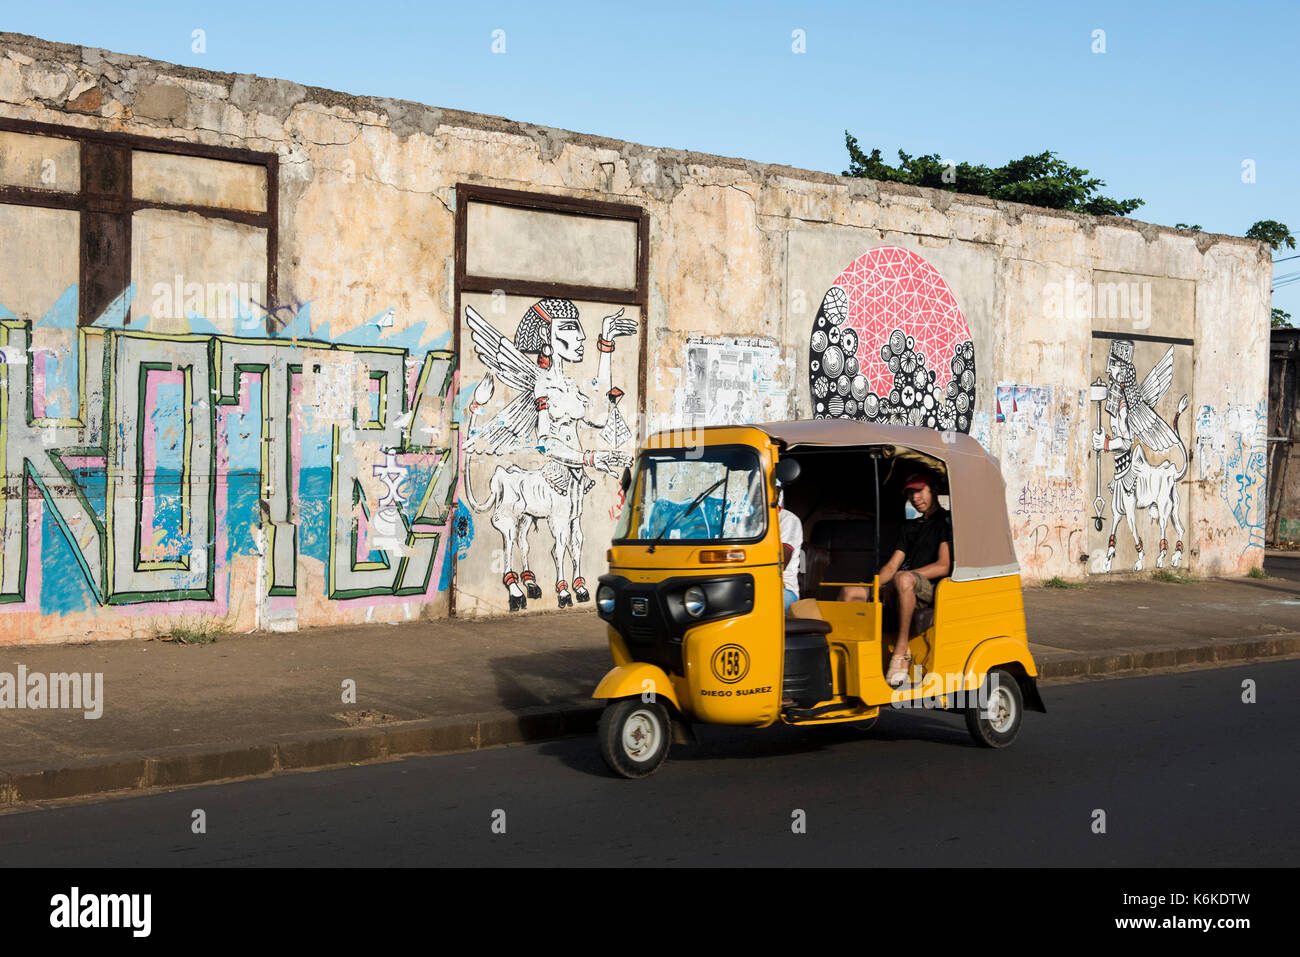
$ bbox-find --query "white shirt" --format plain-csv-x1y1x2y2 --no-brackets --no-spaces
778,507,803,595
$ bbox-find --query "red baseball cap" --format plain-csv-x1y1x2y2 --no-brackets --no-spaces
902,473,932,493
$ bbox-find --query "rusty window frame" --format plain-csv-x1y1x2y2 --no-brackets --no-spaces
453,181,650,423
0,116,278,327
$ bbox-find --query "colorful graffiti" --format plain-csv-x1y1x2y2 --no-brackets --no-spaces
1089,340,1189,572
1201,397,1263,548
0,287,459,623
809,246,975,432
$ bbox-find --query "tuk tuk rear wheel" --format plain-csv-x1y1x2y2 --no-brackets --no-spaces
964,667,1023,749
598,698,671,778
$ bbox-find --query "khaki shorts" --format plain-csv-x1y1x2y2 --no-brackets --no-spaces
882,571,934,607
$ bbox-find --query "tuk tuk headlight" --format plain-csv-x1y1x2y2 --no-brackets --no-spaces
597,585,616,614
683,585,707,618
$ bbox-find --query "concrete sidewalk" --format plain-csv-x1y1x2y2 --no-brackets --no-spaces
3,572,1300,808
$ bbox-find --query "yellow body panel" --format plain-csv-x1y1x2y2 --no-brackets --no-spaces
962,635,1039,680
592,662,685,713
931,576,1029,678
680,583,784,727
607,626,632,667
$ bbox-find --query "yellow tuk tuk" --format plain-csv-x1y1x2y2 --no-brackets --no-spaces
592,420,1045,777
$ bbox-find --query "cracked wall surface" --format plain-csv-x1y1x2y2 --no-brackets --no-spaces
0,31,1272,642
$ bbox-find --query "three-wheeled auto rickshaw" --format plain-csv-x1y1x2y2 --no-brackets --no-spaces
592,420,1045,778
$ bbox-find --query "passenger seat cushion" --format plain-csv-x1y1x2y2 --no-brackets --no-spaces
788,598,825,621
784,617,832,636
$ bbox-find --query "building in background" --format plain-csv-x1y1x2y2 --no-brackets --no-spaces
1268,328,1300,546
0,32,1272,642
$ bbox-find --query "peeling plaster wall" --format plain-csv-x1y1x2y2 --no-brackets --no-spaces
0,32,1271,643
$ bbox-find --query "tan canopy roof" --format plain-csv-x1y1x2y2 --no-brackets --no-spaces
755,420,1020,582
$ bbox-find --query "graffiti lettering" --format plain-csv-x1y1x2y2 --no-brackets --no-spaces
1015,480,1085,518
0,307,457,616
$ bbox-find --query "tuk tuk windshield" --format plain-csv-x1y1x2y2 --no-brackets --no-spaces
614,446,766,544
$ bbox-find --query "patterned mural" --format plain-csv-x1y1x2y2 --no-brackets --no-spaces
809,246,975,432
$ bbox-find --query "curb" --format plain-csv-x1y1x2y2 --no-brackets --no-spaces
1036,633,1300,679
3,635,1299,809
0,705,603,810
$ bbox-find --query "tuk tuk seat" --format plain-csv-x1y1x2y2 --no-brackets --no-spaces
784,616,832,637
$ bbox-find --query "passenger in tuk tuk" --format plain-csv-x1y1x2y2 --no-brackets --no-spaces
777,486,803,614
840,472,952,687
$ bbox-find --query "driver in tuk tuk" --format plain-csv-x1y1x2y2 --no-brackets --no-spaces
840,472,952,688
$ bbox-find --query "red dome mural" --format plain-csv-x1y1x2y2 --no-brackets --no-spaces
808,246,975,432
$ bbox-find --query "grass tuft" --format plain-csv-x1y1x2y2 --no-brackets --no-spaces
150,618,227,644
1042,576,1086,589
1151,568,1194,584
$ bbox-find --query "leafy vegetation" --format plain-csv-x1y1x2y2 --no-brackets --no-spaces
842,134,1144,216
1246,219,1296,251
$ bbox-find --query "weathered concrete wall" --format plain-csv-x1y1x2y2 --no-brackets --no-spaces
0,32,1271,643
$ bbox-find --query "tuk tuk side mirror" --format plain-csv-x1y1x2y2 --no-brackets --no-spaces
774,458,801,487
620,467,632,494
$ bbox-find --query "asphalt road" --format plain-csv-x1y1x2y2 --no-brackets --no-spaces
0,659,1293,867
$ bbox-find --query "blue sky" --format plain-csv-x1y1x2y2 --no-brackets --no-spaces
10,0,1297,315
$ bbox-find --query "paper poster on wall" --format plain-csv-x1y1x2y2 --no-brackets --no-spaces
677,335,787,428
996,383,1013,423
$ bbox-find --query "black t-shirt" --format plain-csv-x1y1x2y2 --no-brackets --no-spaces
897,507,953,572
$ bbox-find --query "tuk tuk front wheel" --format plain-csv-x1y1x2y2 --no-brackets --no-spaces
964,667,1023,749
598,698,671,778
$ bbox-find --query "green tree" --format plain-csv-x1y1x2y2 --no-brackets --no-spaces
842,133,1144,216
1246,220,1296,251
1250,221,1297,329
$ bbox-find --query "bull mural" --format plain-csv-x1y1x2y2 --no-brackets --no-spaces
462,299,637,611
1090,339,1190,572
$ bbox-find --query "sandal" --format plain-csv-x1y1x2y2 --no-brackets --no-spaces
886,652,913,688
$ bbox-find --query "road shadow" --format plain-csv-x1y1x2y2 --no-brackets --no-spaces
541,704,977,778
486,646,609,713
